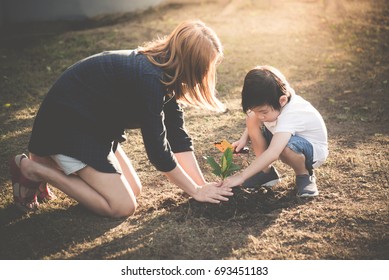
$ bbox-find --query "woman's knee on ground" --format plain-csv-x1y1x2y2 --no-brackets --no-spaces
106,197,137,218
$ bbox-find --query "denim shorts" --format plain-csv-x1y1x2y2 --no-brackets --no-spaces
262,126,315,174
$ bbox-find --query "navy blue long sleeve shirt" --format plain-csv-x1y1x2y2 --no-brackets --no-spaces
29,50,193,173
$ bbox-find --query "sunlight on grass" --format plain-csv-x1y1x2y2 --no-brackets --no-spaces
1,127,31,140
0,0,388,261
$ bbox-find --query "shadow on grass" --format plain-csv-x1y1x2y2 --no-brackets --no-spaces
0,204,124,259
186,187,301,220
0,3,183,50
62,188,311,260
0,187,308,260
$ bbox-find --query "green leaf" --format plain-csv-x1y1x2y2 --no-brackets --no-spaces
212,169,222,177
221,148,235,177
224,163,241,177
221,154,228,173
229,163,241,172
205,156,221,176
205,147,241,179
224,147,233,163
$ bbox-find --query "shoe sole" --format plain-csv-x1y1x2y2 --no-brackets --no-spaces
262,178,281,187
297,192,319,198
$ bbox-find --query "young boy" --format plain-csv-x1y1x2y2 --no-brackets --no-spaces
222,66,328,197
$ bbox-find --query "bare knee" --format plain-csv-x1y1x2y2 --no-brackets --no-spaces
280,147,308,175
107,199,137,218
280,147,304,164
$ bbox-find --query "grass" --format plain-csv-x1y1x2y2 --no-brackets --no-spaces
0,0,388,260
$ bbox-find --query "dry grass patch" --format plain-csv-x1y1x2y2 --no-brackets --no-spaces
0,0,388,260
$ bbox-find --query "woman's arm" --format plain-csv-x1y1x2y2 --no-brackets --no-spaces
174,151,206,185
164,160,233,203
139,75,232,202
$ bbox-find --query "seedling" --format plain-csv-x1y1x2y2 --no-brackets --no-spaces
205,147,241,179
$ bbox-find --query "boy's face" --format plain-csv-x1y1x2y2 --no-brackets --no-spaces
247,105,280,122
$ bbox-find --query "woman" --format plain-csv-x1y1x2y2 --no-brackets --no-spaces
10,20,233,217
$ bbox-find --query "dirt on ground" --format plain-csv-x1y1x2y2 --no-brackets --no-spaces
0,0,388,260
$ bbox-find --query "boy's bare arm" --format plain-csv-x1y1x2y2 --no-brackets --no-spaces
246,113,267,156
222,132,291,188
244,132,291,177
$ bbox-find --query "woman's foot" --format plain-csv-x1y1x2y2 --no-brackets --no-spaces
13,183,40,212
9,154,42,212
37,183,57,202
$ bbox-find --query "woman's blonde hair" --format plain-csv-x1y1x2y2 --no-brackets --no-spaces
138,20,225,112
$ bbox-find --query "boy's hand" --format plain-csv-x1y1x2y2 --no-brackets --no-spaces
221,174,245,189
232,140,248,153
232,127,249,153
192,182,233,203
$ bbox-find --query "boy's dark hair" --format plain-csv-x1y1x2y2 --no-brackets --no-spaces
241,66,291,112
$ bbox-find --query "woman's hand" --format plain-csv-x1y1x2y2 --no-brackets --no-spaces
192,182,233,203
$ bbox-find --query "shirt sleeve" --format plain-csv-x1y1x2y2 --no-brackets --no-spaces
274,110,305,135
139,74,178,172
163,97,193,153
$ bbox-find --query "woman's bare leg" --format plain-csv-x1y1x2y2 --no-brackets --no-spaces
114,144,142,197
19,157,137,218
77,166,137,217
29,154,59,193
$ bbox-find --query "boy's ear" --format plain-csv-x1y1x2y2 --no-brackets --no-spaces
279,95,289,107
